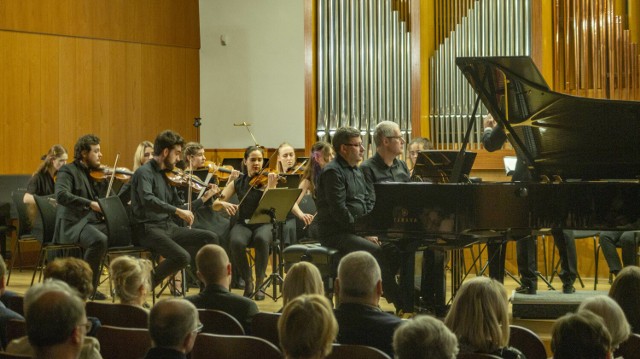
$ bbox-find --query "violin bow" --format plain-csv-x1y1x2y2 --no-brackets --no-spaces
105,153,120,198
187,159,194,229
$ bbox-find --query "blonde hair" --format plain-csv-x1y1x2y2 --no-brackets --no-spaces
277,142,295,173
133,141,153,170
444,277,510,353
278,294,337,359
579,295,631,348
393,315,459,359
282,262,324,306
110,256,152,305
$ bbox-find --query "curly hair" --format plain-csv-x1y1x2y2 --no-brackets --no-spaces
43,258,93,300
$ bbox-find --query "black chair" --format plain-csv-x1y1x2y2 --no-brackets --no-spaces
198,309,245,335
0,352,31,359
85,301,149,328
615,333,640,359
7,191,37,284
327,344,391,359
457,354,502,359
5,319,26,344
251,312,281,347
508,325,548,359
97,196,150,301
191,333,282,359
96,325,152,359
31,195,83,285
5,295,24,316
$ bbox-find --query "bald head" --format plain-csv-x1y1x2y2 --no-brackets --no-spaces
196,244,230,286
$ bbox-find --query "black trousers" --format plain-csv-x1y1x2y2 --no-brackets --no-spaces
136,220,219,288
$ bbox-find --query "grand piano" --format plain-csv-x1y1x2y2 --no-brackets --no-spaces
356,56,640,313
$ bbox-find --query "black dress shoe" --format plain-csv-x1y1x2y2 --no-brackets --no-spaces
243,281,254,298
254,290,265,301
515,285,537,295
562,284,576,294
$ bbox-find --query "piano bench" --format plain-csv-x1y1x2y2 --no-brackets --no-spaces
283,244,342,296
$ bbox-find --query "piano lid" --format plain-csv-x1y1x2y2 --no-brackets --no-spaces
456,56,640,181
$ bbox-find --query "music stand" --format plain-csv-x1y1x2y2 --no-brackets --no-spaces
248,188,302,301
412,150,477,183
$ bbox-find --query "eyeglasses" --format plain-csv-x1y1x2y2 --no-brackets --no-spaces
193,322,204,333
78,321,92,333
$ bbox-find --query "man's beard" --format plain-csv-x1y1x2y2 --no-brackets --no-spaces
163,157,175,171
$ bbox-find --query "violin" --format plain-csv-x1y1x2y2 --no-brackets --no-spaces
90,166,134,182
192,160,236,181
248,169,287,189
165,169,224,199
286,159,308,175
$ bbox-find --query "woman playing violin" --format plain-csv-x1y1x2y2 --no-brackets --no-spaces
290,141,334,232
277,142,297,173
213,146,278,300
23,144,68,205
133,140,154,170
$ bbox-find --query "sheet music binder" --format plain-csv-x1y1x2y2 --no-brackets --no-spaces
247,188,302,225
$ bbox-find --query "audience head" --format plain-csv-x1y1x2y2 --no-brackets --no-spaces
133,140,154,170
44,257,94,301
278,294,338,359
195,244,230,286
579,295,631,349
336,251,381,306
282,262,324,306
36,144,68,176
24,280,86,358
609,265,640,333
393,315,459,359
149,298,200,353
444,276,510,353
110,255,153,306
551,310,612,359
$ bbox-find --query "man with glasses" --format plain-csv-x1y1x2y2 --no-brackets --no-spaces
145,298,201,359
316,126,399,311
7,279,99,359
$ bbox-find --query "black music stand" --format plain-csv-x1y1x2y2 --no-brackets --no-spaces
248,188,302,301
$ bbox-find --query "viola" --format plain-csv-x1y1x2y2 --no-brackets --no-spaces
248,169,287,189
90,166,134,182
165,169,224,199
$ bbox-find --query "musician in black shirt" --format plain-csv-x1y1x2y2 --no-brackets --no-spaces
483,114,578,294
316,126,400,311
130,130,219,289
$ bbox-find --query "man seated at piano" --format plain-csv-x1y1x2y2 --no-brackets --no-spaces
483,114,578,294
315,126,401,312
359,121,408,312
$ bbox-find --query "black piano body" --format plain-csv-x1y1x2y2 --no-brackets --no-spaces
355,56,640,313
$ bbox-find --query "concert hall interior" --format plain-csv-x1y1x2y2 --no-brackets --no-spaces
2,1,640,359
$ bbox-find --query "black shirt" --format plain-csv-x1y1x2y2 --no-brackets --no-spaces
315,155,373,237
26,171,55,196
359,152,410,201
130,159,204,225
233,174,264,224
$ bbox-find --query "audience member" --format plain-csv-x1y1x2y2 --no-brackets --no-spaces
144,298,201,359
444,276,524,359
110,255,153,308
0,254,24,349
7,279,101,359
393,315,459,359
279,294,337,359
43,257,101,336
333,251,402,357
551,310,612,359
185,244,258,333
282,261,324,308
44,257,94,301
609,265,640,334
578,295,631,350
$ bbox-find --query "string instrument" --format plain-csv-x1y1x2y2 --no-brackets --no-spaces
165,168,224,199
248,169,287,189
90,166,134,182
286,159,308,175
191,160,236,181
